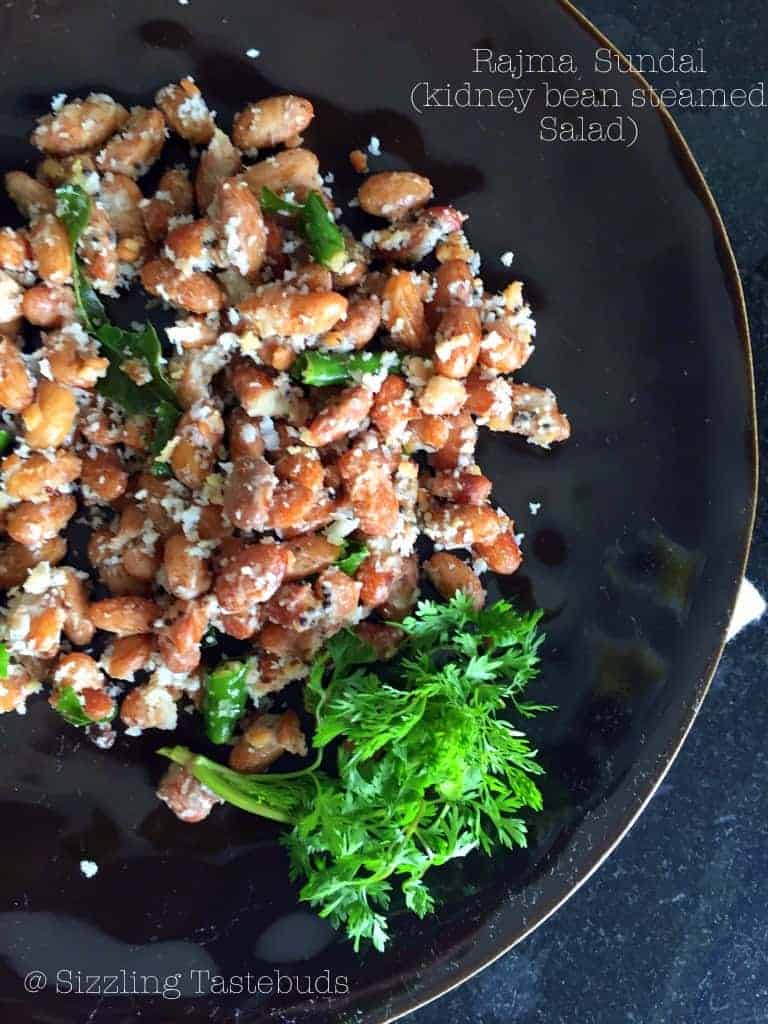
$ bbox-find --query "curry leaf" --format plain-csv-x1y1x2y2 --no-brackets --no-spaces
95,322,178,407
55,183,106,330
55,183,181,421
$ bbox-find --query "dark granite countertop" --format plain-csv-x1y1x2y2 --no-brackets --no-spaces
412,2,768,1022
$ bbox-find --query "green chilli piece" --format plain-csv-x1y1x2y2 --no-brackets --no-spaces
202,660,251,745
0,643,9,679
260,187,347,272
290,349,396,387
301,192,347,273
54,685,115,727
336,540,369,577
0,430,13,455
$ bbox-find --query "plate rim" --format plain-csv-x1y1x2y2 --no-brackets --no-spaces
0,2,757,1019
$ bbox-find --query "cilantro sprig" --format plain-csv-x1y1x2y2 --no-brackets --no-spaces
160,594,551,951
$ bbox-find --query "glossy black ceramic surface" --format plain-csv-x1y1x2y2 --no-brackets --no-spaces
0,1,756,1022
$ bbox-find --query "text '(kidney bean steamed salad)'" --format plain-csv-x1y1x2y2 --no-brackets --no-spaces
0,80,569,950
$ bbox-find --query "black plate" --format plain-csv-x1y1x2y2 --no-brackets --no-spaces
0,1,756,1022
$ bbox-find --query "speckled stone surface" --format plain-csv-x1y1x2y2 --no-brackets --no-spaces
412,2,768,1022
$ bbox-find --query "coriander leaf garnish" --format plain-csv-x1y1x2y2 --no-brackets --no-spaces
0,643,9,679
260,186,347,272
159,594,552,951
54,685,115,728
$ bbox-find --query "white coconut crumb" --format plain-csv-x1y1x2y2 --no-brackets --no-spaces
529,502,541,516
259,416,280,451
24,561,65,595
367,136,381,156
51,93,67,113
245,48,261,58
500,251,515,267
124,726,143,737
177,0,189,5
80,860,99,879
325,507,360,544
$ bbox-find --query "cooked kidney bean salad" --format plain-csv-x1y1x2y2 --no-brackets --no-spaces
0,81,569,857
